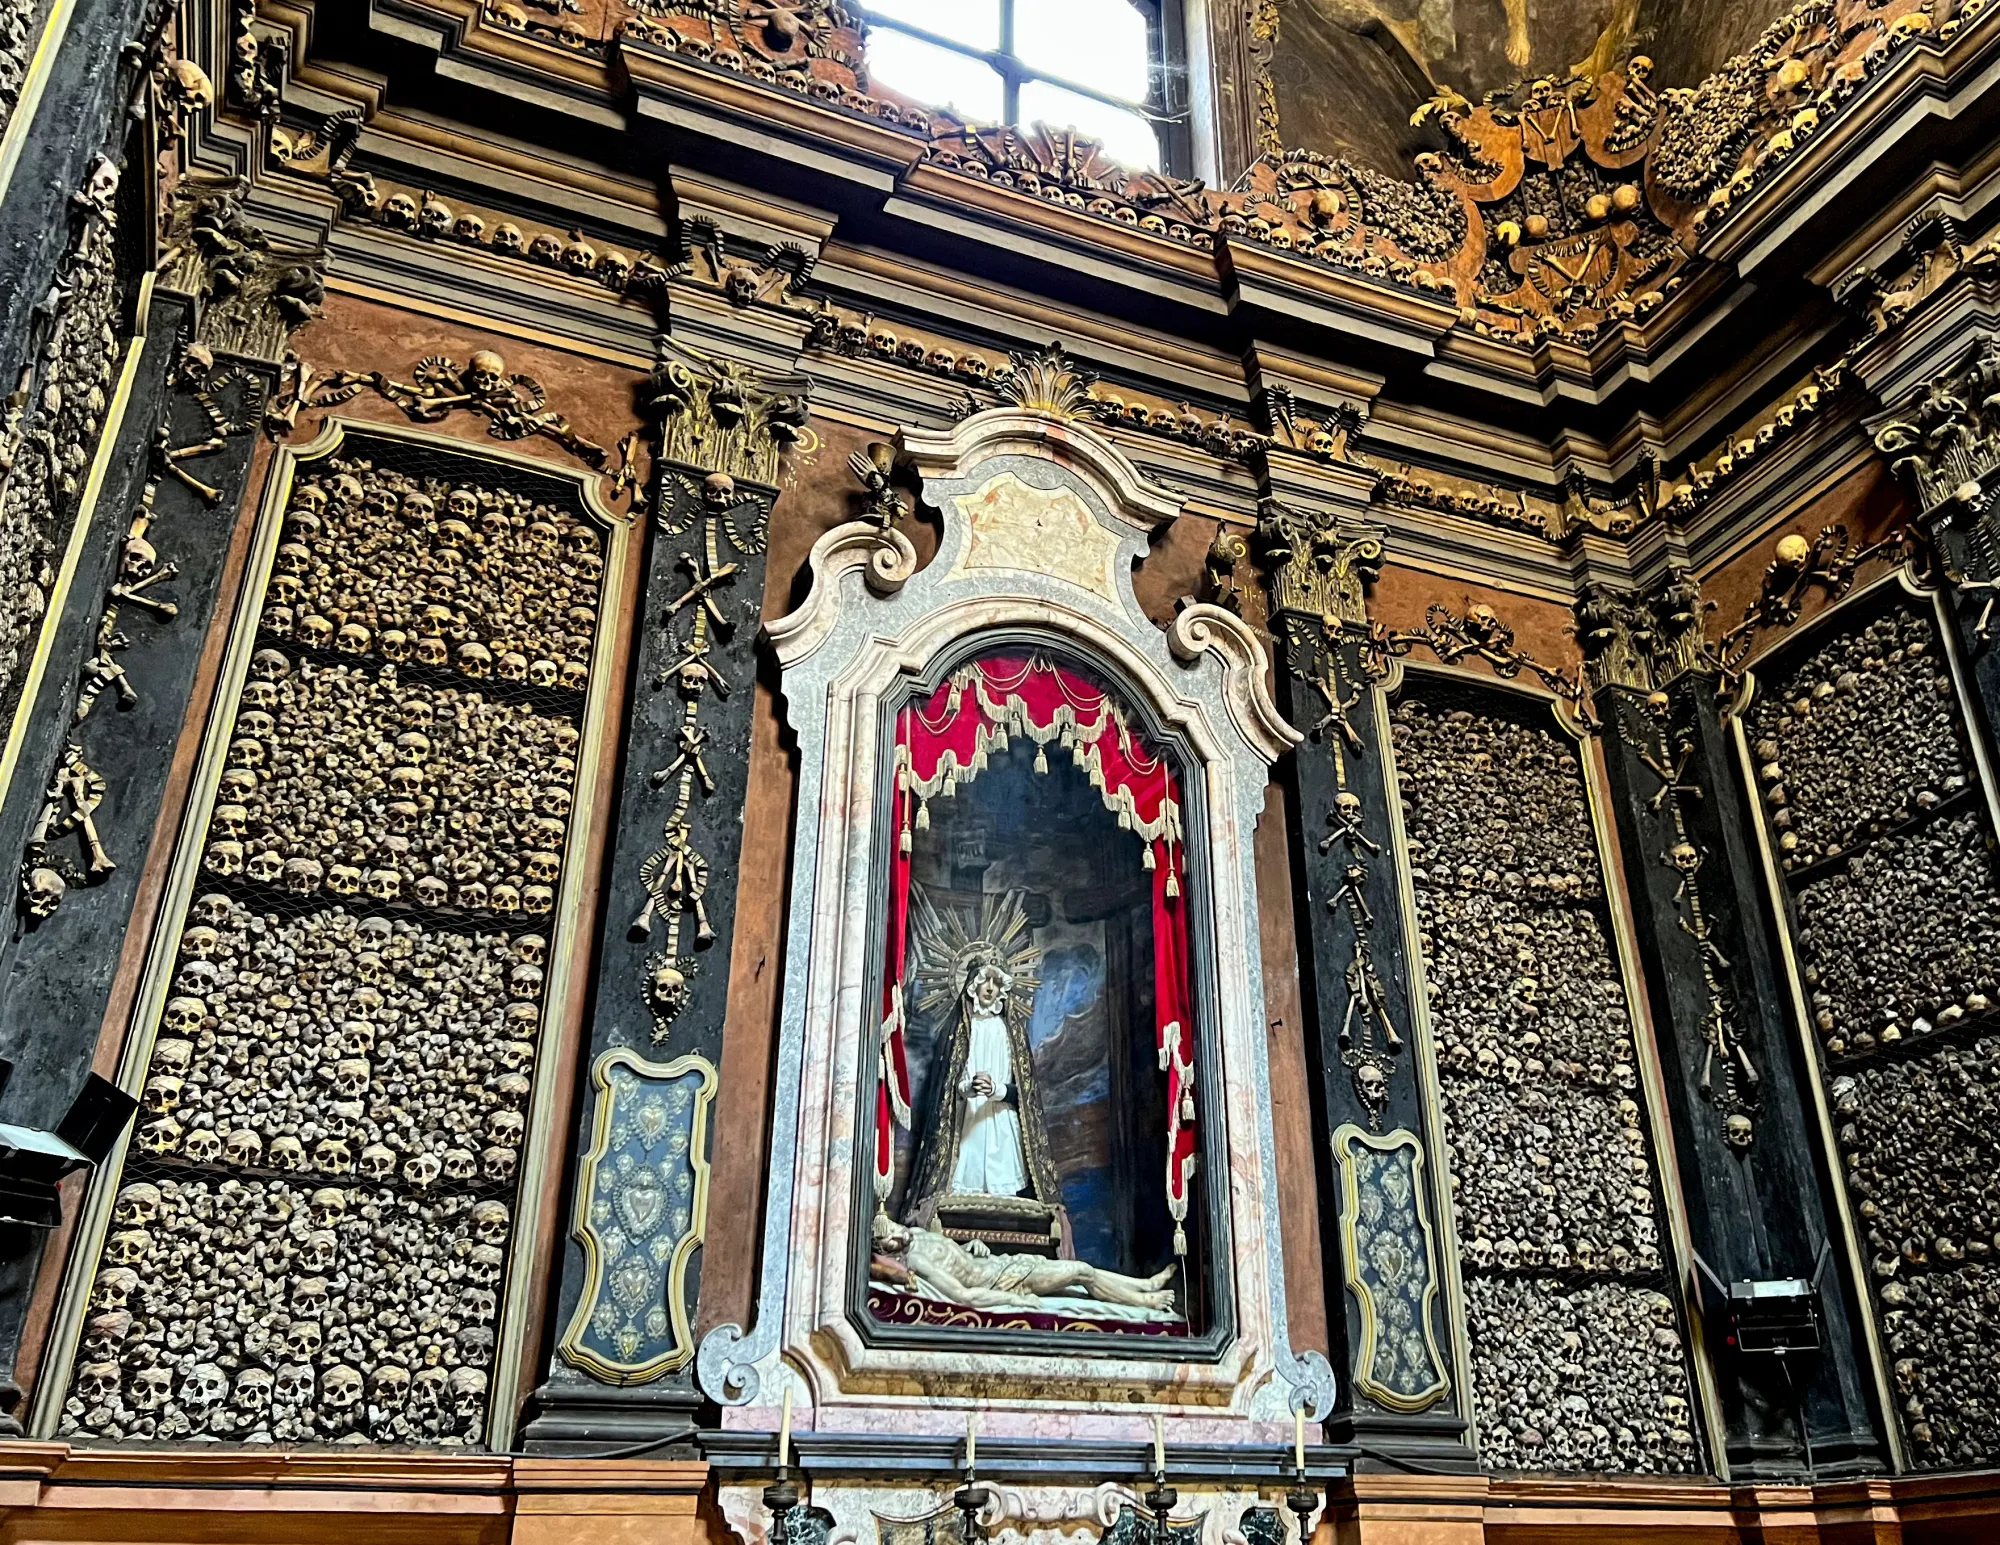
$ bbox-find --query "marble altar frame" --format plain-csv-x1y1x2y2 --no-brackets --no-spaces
697,407,1334,1441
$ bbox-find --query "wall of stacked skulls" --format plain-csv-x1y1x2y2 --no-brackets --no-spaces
1746,594,2000,1469
1391,692,1701,1474
57,445,603,1446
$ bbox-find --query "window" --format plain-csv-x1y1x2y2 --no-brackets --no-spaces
863,0,1178,173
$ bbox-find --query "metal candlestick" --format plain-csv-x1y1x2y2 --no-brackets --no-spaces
954,1469,990,1545
1284,1458,1319,1542
763,1465,801,1545
1143,1469,1178,1545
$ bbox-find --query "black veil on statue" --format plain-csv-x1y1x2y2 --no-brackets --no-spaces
900,887,1072,1258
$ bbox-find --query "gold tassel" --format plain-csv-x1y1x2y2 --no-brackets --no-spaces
916,799,930,831
1181,1094,1194,1121
1166,870,1180,898
900,823,912,855
1142,843,1156,870
1119,807,1133,830
1173,1225,1187,1255
1034,745,1048,774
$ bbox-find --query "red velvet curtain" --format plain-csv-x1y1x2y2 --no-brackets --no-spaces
875,653,1197,1254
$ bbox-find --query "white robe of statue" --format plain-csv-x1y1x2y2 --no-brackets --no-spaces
950,1011,1029,1196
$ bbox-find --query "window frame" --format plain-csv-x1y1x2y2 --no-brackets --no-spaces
860,0,1190,175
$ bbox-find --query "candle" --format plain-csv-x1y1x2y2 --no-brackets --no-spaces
1294,1407,1305,1471
1153,1413,1165,1475
966,1411,978,1472
778,1384,793,1471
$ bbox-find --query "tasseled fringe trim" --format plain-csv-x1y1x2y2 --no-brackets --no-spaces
915,799,930,830
1142,843,1156,870
1173,1225,1187,1255
1034,745,1049,774
900,824,912,854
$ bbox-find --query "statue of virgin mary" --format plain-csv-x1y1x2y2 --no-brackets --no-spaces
902,888,1070,1255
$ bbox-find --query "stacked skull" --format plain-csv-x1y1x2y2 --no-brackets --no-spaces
1752,598,2000,1467
1746,609,1970,872
60,450,602,1447
1392,698,1698,1474
269,466,600,686
64,1176,505,1443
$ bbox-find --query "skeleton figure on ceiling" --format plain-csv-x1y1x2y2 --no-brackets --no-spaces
901,888,1070,1253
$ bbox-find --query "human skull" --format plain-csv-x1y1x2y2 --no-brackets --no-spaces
181,1361,228,1412
465,351,507,395
366,868,402,902
225,1127,263,1166
23,865,66,916
183,1126,223,1163
232,1367,273,1416
246,848,283,884
267,1134,306,1171
115,1182,163,1227
450,1365,489,1421
76,1360,123,1408
274,1362,314,1409
359,1143,397,1181
332,1058,372,1101
129,1363,172,1411
139,1115,183,1155
403,1151,442,1189
163,995,206,1034
471,1199,511,1245
441,1148,478,1183
92,1267,140,1313
322,1363,365,1415
142,1075,183,1115
282,857,324,896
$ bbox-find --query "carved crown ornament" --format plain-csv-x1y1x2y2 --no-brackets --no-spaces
220,0,1987,366
601,0,1971,347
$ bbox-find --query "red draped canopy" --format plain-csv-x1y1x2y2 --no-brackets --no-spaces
876,653,1198,1254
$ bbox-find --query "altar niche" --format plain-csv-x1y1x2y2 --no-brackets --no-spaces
866,651,1206,1339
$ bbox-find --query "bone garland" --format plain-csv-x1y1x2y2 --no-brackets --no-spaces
1370,602,1597,732
1391,696,1700,1473
633,470,762,1040
0,158,122,732
1606,687,1762,1148
18,349,261,918
1258,508,1401,1123
268,351,607,469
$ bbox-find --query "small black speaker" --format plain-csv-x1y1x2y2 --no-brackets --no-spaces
55,1074,137,1165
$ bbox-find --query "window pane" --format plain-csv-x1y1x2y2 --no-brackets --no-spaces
1019,80,1158,170
867,0,1000,50
867,28,1005,124
1016,0,1150,104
